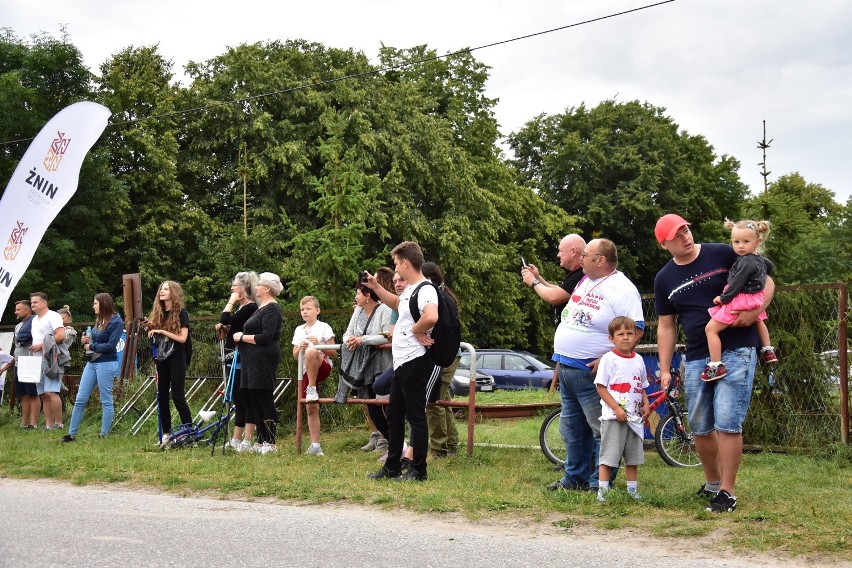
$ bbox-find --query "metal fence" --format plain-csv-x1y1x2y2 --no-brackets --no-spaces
3,284,849,446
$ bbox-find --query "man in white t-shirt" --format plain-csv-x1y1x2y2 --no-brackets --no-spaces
364,241,440,482
546,239,645,493
29,292,67,429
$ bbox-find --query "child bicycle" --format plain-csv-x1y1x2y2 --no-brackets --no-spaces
539,366,700,468
161,350,238,455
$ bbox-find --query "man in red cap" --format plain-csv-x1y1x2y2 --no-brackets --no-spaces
653,214,774,513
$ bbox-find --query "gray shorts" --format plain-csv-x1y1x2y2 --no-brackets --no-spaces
599,419,645,467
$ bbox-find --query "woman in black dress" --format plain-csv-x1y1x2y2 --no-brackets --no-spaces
215,271,259,451
232,272,283,454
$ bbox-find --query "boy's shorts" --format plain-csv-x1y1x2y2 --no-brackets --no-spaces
599,419,644,467
301,358,332,398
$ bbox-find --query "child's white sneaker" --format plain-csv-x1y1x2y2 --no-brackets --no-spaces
305,386,319,402
597,487,609,502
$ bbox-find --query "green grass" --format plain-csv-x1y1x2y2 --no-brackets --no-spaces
0,406,849,560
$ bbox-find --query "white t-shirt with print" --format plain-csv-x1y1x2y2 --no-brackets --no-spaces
292,320,336,368
553,271,644,360
392,279,438,369
594,349,650,438
31,310,64,346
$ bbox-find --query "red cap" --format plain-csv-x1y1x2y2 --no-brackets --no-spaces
655,214,690,244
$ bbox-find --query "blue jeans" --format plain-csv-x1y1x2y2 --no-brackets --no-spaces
684,347,756,435
68,359,118,436
558,364,617,489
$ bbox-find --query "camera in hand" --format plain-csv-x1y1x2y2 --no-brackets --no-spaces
358,270,369,285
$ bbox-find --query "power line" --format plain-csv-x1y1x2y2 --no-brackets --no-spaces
0,1,676,146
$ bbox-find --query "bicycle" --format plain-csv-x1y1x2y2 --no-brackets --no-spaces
539,366,701,468
161,349,238,455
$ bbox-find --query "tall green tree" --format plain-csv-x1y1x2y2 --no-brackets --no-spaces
0,29,127,322
508,100,748,291
744,172,848,284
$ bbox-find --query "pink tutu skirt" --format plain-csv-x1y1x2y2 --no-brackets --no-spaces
708,286,767,325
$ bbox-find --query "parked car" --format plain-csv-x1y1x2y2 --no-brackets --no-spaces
449,369,495,397
456,349,554,390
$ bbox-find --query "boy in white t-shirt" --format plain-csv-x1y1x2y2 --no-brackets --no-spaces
594,316,650,502
291,296,335,456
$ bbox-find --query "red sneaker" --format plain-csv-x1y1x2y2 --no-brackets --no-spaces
701,363,727,382
761,349,778,364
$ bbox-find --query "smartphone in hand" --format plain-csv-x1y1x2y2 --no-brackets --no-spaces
521,256,528,269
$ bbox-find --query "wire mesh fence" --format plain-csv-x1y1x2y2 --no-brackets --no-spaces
3,285,849,447
641,283,849,447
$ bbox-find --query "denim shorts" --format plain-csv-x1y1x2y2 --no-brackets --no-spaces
37,374,62,395
684,347,756,435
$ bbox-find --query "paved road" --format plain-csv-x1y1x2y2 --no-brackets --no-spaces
0,478,803,568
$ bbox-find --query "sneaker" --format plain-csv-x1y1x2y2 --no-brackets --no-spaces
597,487,609,502
695,484,719,499
60,434,76,443
761,348,778,364
627,487,641,500
367,466,399,480
393,468,427,482
361,432,380,451
707,489,737,512
53,424,64,430
226,439,242,451
158,434,170,449
237,440,252,453
305,386,319,402
305,444,325,456
700,363,727,382
374,438,388,452
546,480,568,491
259,443,277,455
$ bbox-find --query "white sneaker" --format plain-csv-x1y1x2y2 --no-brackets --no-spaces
238,440,252,453
158,434,170,449
259,442,277,455
305,444,325,456
305,386,319,402
226,438,242,451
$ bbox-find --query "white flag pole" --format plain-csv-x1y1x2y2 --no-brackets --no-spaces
0,101,111,315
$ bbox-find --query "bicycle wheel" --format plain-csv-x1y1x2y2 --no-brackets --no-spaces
162,423,199,450
539,408,566,466
654,410,701,467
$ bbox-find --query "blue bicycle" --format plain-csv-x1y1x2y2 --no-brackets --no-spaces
161,350,238,455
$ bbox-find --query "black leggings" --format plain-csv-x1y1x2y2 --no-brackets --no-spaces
156,353,192,434
245,388,277,444
365,384,389,441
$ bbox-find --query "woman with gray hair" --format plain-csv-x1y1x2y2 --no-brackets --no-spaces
232,272,283,454
215,271,259,451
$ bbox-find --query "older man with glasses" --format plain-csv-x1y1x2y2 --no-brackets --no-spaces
546,238,645,492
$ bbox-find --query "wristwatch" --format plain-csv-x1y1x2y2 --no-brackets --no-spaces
531,279,541,288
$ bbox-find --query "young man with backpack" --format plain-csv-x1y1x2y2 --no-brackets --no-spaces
364,241,441,482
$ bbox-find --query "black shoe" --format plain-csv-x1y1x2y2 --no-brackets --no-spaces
695,484,719,499
367,466,400,480
60,434,76,443
393,468,427,482
707,489,737,512
400,457,412,475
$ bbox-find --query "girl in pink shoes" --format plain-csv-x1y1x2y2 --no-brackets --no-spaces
702,219,777,381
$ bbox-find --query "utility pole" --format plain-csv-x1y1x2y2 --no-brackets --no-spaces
757,120,773,194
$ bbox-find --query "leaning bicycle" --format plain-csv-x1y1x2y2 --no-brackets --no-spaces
539,367,700,468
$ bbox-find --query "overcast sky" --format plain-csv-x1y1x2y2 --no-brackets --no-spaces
4,0,850,203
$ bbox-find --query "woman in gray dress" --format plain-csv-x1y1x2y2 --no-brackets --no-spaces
232,272,283,454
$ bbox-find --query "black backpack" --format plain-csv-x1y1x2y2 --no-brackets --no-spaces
409,281,462,368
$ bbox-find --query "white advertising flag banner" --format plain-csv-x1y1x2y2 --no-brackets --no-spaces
0,101,111,315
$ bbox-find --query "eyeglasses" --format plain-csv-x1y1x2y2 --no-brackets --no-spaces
580,252,602,260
